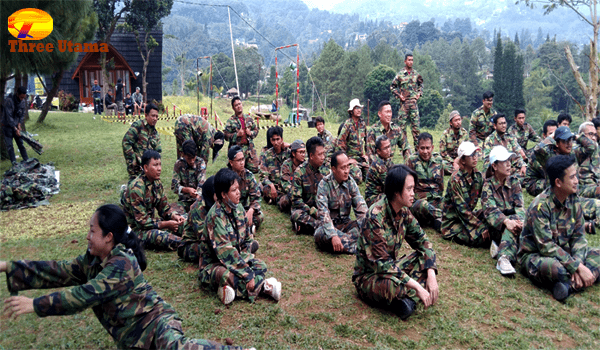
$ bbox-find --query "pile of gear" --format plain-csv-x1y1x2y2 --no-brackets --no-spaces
1,158,59,211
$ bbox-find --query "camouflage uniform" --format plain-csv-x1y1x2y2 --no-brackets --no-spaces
173,114,215,163
171,157,206,212
482,131,525,172
353,196,437,305
123,174,182,251
198,200,266,302
178,199,209,263
318,129,335,168
259,146,291,203
237,168,264,229
336,117,368,183
439,127,469,174
406,153,444,225
279,158,302,212
291,161,329,232
468,106,496,146
390,68,423,146
1,158,59,211
315,174,368,254
575,135,600,199
441,168,488,246
122,119,161,180
524,155,547,197
5,244,237,349
518,190,600,287
508,122,540,159
224,114,260,173
364,155,394,207
481,175,525,263
366,121,412,163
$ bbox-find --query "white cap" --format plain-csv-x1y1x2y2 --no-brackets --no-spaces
457,141,480,159
489,145,514,164
347,98,363,112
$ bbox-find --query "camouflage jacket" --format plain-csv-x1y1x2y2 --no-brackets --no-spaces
442,168,484,239
317,173,368,239
481,175,525,232
365,155,394,207
508,122,540,151
390,68,423,101
575,134,600,187
353,196,437,284
518,189,588,274
336,117,367,160
366,121,411,161
5,244,177,349
236,168,261,211
122,119,161,177
439,127,469,164
533,135,596,174
281,158,303,196
171,157,206,200
318,129,334,144
469,106,496,145
182,199,209,243
123,174,174,232
259,146,291,190
199,200,257,280
291,161,329,213
174,115,214,163
482,131,525,169
524,154,547,197
2,93,26,128
406,153,444,202
223,114,259,149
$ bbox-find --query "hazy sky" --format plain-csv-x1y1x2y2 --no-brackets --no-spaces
302,0,346,11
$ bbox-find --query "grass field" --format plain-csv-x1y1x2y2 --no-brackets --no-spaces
1,98,599,349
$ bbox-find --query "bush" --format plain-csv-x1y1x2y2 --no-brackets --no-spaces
57,90,79,112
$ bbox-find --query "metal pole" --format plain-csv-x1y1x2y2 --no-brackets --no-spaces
257,64,261,112
275,54,279,126
296,46,300,125
209,57,213,123
196,58,200,115
228,7,240,97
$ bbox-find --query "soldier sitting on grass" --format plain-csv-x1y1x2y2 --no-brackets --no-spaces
518,155,600,302
123,150,184,251
336,99,369,183
122,103,161,181
353,165,439,321
1,204,246,350
439,110,468,175
365,135,394,207
279,139,306,213
259,126,291,205
227,146,264,230
198,168,281,306
315,151,368,255
171,139,206,213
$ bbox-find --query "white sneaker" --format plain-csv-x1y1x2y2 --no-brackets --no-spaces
496,255,516,276
263,277,281,301
218,285,235,305
490,241,499,259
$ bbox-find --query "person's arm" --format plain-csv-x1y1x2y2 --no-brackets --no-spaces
529,124,541,143
350,177,368,219
280,161,294,195
366,129,376,160
316,180,336,240
246,116,259,140
480,181,508,232
198,122,213,164
127,182,161,230
155,182,175,222
122,125,139,170
335,122,349,152
258,151,274,188
448,173,485,238
574,134,597,165
3,98,16,128
223,117,238,143
247,173,262,211
403,209,437,271
291,167,312,214
171,160,184,195
389,75,402,99
196,158,207,191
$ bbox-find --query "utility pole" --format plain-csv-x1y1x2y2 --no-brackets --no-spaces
257,64,261,112
228,6,240,97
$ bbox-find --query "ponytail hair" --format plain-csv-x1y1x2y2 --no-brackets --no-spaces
95,204,147,271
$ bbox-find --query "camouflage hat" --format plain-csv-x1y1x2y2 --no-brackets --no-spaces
291,139,305,151
448,110,461,123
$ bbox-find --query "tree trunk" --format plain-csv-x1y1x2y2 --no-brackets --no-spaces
36,69,65,123
0,76,8,161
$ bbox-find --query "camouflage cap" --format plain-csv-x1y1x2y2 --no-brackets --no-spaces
291,139,305,151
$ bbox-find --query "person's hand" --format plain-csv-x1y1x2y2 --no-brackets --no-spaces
504,219,522,235
184,187,197,197
246,208,254,226
245,127,252,136
348,158,358,165
268,184,277,199
331,236,343,252
576,264,595,288
237,129,245,137
519,166,526,177
481,229,490,242
0,261,7,273
4,296,34,319
452,159,460,172
15,126,21,137
362,154,369,163
160,220,180,231
571,272,584,289
246,279,255,292
173,214,185,225
426,269,439,306
283,142,291,149
415,285,432,308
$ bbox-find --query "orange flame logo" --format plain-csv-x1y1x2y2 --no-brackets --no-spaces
8,8,53,40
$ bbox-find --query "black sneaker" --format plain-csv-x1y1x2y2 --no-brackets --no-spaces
552,281,570,301
395,298,416,320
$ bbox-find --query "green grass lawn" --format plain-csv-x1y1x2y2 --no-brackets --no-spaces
1,99,599,349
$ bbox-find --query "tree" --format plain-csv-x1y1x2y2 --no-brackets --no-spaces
419,89,445,128
310,39,346,116
164,35,194,95
363,64,400,124
521,0,599,120
1,0,97,124
124,0,173,102
494,38,525,115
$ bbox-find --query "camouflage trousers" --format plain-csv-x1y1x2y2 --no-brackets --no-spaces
579,184,600,200
314,219,361,254
397,99,420,147
582,198,600,234
491,214,522,263
350,157,369,184
411,197,442,225
442,209,499,247
353,250,430,305
520,248,600,287
153,314,242,349
177,241,200,263
136,229,182,251
290,207,318,233
198,259,267,303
